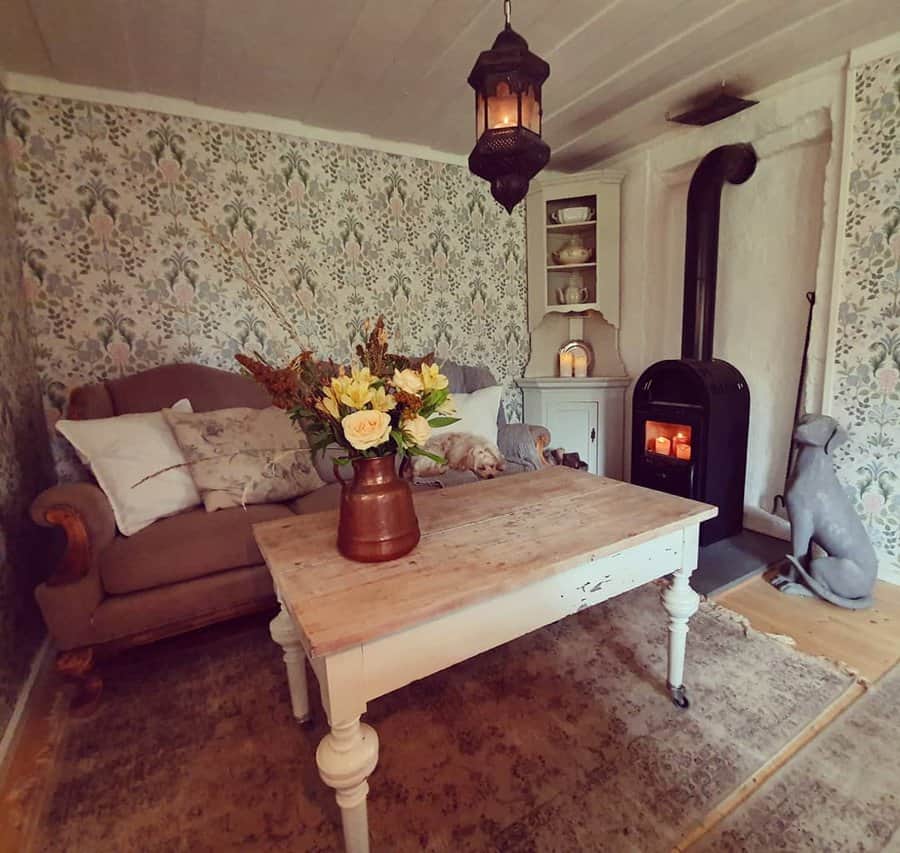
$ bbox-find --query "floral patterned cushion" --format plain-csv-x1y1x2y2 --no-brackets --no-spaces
163,406,324,512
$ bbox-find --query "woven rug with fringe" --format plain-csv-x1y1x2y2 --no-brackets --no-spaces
23,584,855,852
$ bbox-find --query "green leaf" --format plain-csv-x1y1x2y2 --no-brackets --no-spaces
428,416,459,428
408,446,446,464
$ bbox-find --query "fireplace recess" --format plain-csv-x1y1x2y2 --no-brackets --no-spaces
630,143,756,546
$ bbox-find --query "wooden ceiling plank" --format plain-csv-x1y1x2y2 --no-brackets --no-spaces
195,0,366,118
123,0,207,102
554,0,900,169
0,0,53,77
546,0,829,149
28,0,136,90
304,0,439,130
373,0,570,141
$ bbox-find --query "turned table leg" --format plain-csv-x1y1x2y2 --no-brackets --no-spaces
269,607,311,723
317,717,379,853
662,532,700,709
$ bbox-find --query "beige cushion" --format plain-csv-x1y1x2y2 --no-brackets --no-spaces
55,399,201,536
100,503,293,595
164,406,324,511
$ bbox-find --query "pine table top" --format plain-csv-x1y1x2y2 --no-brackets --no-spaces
253,466,716,657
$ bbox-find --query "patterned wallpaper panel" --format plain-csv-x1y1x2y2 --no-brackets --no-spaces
6,93,528,478
0,93,53,734
832,52,900,584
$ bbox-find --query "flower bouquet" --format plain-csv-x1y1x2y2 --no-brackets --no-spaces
236,318,458,561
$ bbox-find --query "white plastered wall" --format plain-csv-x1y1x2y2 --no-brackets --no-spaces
601,60,850,537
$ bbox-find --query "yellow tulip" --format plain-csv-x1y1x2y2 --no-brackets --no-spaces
351,365,376,386
420,362,449,392
317,389,341,420
370,386,397,412
339,378,375,410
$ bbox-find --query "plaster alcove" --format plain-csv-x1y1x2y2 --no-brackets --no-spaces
608,62,849,538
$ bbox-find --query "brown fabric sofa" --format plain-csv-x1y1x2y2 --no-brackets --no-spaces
31,362,548,708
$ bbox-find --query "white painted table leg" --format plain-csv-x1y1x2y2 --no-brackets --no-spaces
269,608,311,723
316,717,379,853
662,527,701,708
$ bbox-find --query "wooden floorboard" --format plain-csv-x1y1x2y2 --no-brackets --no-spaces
714,572,900,683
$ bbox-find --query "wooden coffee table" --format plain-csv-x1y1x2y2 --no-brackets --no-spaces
254,467,716,853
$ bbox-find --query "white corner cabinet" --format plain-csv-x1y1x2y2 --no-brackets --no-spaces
526,170,624,333
518,377,630,478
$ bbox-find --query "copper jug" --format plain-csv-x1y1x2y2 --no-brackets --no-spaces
336,454,420,562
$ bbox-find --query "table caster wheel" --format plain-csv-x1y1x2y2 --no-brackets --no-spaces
670,685,690,709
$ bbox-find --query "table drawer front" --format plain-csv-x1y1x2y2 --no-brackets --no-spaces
361,527,688,702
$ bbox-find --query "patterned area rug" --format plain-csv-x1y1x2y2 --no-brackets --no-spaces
696,663,900,852
29,585,853,852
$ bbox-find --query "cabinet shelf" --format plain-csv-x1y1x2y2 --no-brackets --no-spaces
545,303,601,314
546,220,597,231
547,262,596,271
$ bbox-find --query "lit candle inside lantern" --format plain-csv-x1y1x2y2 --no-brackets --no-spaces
654,436,672,456
559,351,574,377
573,354,588,378
675,442,691,461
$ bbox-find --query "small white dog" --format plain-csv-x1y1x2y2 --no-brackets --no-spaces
411,432,505,480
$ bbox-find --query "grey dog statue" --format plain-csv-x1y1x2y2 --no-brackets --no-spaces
776,414,878,609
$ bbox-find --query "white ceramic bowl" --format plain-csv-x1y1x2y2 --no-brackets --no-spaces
556,206,593,224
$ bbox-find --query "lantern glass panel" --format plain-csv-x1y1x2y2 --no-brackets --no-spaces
476,92,486,139
486,81,520,131
521,84,541,133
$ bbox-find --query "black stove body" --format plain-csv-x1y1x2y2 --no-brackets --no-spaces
631,358,749,545
630,143,756,546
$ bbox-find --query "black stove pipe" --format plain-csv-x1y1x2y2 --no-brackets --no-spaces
681,143,757,361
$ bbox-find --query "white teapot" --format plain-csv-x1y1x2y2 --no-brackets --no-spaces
556,275,588,305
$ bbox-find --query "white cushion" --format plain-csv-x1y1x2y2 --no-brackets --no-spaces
435,385,503,446
56,399,201,536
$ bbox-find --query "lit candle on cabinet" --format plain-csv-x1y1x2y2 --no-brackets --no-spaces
559,351,574,377
654,436,671,456
573,354,588,378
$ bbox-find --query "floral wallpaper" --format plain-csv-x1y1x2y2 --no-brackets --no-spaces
0,89,53,734
831,51,900,584
5,93,528,476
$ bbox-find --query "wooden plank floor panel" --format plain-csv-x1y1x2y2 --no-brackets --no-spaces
714,571,900,683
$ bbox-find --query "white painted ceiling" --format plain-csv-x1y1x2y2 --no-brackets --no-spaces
1,0,898,170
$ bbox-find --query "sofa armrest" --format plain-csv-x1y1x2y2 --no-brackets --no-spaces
497,423,551,471
31,483,116,586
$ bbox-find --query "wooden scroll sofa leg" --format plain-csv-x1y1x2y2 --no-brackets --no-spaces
57,648,103,716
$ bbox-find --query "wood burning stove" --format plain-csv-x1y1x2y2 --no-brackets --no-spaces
630,143,756,546
632,359,749,545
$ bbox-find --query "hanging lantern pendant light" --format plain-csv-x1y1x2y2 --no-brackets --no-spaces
467,0,551,213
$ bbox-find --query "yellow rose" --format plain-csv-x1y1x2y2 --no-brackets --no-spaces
339,378,375,410
392,368,424,395
317,389,341,420
342,410,392,451
420,363,449,392
437,393,456,416
370,386,396,412
402,414,432,447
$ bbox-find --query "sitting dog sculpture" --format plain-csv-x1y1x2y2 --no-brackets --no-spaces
778,414,878,609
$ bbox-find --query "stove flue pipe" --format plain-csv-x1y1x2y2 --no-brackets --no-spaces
681,143,757,361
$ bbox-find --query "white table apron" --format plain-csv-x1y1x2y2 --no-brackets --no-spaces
269,523,701,853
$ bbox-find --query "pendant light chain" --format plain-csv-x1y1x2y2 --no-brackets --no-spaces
504,0,511,28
